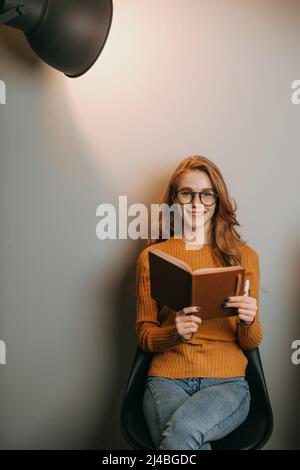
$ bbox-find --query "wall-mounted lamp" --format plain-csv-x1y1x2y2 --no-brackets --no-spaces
0,0,113,77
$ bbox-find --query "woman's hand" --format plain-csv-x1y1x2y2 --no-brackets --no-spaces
175,306,203,341
224,295,257,325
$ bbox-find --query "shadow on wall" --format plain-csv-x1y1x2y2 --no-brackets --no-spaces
92,240,144,449
90,176,171,450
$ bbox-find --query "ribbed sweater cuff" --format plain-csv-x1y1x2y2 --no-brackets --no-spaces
237,317,263,350
142,324,183,353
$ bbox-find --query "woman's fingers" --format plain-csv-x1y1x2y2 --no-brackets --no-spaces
238,314,253,321
225,296,256,308
175,306,203,340
184,325,198,332
176,306,202,316
228,302,256,310
175,317,200,328
227,295,254,303
175,307,202,325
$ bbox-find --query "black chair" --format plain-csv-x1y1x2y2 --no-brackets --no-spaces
120,345,273,450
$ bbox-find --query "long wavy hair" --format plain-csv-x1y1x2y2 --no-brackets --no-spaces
147,155,247,267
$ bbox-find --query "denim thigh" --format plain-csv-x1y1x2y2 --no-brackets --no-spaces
142,376,191,449
143,376,250,450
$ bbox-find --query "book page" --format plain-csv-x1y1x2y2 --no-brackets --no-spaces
152,249,192,273
192,265,243,275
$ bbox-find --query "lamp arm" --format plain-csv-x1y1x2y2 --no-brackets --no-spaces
0,2,26,25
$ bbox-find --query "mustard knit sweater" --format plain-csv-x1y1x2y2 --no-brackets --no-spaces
135,236,263,378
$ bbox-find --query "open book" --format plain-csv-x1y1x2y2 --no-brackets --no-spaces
148,249,246,321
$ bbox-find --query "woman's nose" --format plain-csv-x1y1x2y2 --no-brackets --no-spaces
192,193,202,205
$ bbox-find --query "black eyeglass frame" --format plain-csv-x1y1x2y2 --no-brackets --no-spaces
173,189,220,206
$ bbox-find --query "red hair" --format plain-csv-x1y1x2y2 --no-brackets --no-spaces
147,155,247,267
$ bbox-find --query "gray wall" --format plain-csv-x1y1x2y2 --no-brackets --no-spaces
1,0,300,449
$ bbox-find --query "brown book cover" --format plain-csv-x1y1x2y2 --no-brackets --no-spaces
148,249,246,321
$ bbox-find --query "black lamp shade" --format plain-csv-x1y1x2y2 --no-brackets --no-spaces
1,0,113,77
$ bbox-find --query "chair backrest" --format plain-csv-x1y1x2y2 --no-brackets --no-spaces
120,346,273,450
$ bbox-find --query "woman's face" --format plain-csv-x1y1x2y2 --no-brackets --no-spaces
174,170,217,238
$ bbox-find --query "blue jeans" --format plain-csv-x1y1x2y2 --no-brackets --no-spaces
143,375,251,450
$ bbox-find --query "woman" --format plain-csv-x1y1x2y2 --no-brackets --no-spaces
135,155,263,450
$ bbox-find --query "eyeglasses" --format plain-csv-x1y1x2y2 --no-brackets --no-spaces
174,189,219,206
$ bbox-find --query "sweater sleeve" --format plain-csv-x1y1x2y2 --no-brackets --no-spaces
135,248,183,353
237,247,264,351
